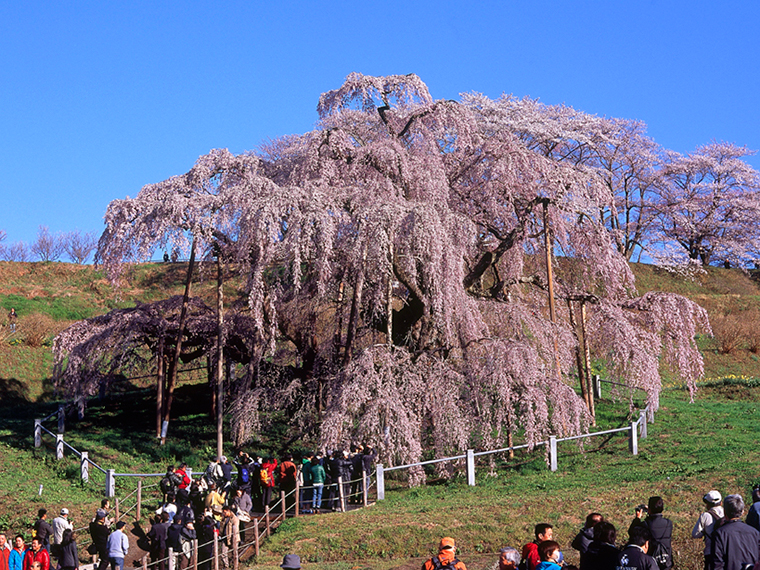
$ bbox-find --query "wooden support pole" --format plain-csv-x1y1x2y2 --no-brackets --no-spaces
115,497,120,522
142,555,148,570
264,506,270,538
338,476,346,513
56,434,64,460
294,478,300,517
362,471,368,507
137,480,142,521
281,491,286,519
213,530,219,570
253,518,260,557
193,539,198,570
81,452,89,484
34,419,41,448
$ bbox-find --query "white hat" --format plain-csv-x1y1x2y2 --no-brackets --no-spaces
704,490,722,504
60,508,69,515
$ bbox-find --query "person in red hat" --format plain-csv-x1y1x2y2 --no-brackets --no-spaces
422,537,467,570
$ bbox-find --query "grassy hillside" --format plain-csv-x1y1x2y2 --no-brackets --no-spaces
2,261,760,569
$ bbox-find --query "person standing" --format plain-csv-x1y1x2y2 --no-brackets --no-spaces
33,510,53,554
22,539,50,570
106,521,129,570
0,534,10,570
260,457,277,511
573,513,604,556
8,309,17,333
630,496,673,570
521,524,554,570
8,536,26,570
278,455,297,513
58,531,78,570
617,526,658,570
148,512,171,570
712,494,760,570
310,456,326,512
581,521,619,570
692,490,724,570
422,537,467,570
52,509,74,548
219,506,239,570
89,510,111,570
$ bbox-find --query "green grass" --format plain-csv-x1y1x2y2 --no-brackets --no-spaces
2,382,760,570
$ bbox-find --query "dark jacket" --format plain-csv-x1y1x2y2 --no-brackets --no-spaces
148,521,170,551
646,514,673,570
58,541,78,570
616,544,658,570
34,519,54,547
581,541,619,570
88,521,110,554
712,519,760,570
573,526,595,554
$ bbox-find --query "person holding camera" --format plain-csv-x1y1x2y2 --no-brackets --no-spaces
628,497,673,570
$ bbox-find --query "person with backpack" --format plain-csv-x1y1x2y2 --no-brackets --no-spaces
521,524,554,570
692,490,724,570
617,525,658,570
233,454,252,496
629,497,673,570
160,466,182,503
260,457,277,510
712,494,760,570
278,454,298,513
422,537,467,570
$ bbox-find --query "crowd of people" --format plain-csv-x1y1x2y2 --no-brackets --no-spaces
419,491,760,570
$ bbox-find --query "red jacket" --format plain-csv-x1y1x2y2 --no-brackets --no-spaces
23,548,50,570
0,546,10,570
521,542,540,570
175,468,191,490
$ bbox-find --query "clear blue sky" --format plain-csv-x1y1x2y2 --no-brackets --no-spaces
1,1,758,248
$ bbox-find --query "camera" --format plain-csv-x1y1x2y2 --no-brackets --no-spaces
635,504,648,515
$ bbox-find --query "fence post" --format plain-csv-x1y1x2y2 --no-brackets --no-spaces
593,375,602,399
549,436,558,472
213,530,219,570
281,491,287,519
168,547,175,570
629,421,638,456
264,506,270,538
362,472,368,507
376,465,385,501
34,419,42,448
106,469,116,498
647,405,655,424
466,449,476,486
294,478,300,517
337,476,346,512
253,517,260,557
142,555,147,570
187,468,193,481
56,434,64,460
115,498,120,522
81,452,89,484
58,404,65,434
639,410,648,439
137,480,142,521
193,538,198,570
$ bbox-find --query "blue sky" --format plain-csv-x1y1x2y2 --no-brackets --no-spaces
1,1,758,251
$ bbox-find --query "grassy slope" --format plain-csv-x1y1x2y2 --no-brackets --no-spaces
2,261,760,569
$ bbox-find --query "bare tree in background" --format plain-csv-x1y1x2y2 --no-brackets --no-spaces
0,241,31,262
30,226,65,262
63,230,98,264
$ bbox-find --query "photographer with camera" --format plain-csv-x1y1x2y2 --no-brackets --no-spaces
628,497,673,570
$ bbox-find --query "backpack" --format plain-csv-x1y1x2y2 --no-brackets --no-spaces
260,468,271,486
240,466,250,484
429,555,461,570
160,476,174,495
648,538,670,570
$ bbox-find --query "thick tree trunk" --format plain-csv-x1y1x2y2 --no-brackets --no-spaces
543,203,564,391
216,255,225,458
580,301,596,425
343,245,367,366
161,239,197,445
567,300,590,411
156,335,165,438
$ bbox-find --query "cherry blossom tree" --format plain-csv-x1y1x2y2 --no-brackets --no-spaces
55,73,710,476
651,141,760,267
461,94,662,261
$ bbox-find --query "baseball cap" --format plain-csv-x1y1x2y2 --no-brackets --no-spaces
60,508,69,515
704,490,722,504
96,509,106,520
220,455,228,462
439,537,456,550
